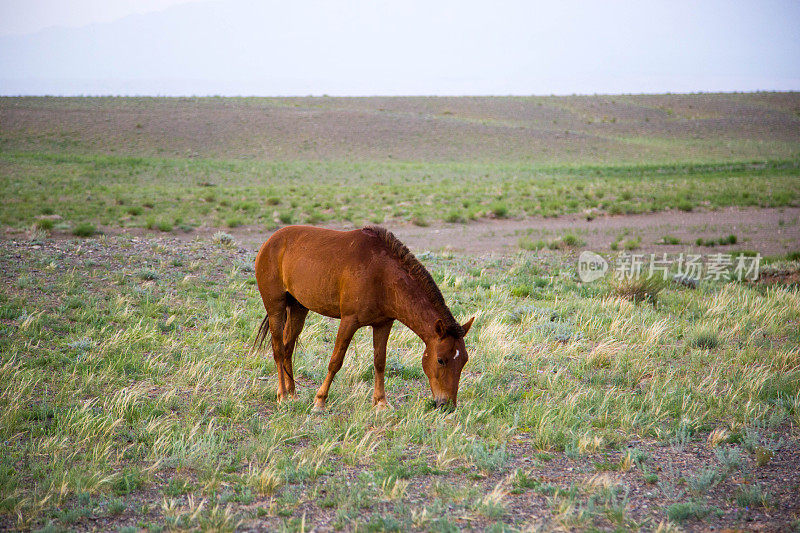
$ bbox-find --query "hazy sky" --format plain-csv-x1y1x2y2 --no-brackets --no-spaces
0,0,196,35
1,0,799,96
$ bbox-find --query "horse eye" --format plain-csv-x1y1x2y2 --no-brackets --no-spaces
437,357,445,366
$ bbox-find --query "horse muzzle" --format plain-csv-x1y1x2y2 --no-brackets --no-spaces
435,397,456,410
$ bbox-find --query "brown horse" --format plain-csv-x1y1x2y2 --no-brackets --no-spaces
253,225,474,410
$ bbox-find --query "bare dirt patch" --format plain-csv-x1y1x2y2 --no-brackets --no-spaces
380,206,800,256
84,206,797,257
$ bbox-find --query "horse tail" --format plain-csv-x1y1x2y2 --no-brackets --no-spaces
252,313,271,354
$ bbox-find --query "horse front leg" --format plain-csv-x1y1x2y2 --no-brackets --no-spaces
313,315,360,411
371,320,394,410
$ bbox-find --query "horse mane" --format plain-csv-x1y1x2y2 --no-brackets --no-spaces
362,225,464,338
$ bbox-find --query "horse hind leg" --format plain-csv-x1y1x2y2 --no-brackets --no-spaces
281,298,309,397
267,303,290,402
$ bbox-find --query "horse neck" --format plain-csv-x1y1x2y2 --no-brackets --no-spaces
386,266,442,345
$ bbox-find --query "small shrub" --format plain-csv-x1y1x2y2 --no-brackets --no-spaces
72,223,96,237
490,202,508,218
518,237,546,251
68,338,91,352
688,326,720,349
510,284,531,298
510,470,540,493
157,220,173,232
547,234,585,249
107,498,126,516
609,275,664,304
212,231,236,246
411,214,429,227
35,218,55,230
623,237,641,250
226,217,243,228
266,197,281,205
136,269,159,281
667,501,713,522
444,211,463,223
366,514,401,532
279,212,293,224
163,477,193,497
687,466,723,495
560,233,583,247
677,200,694,212
305,211,323,224
470,442,507,473
660,235,681,245
715,446,743,472
113,470,144,495
126,206,143,216
235,201,257,212
735,484,770,508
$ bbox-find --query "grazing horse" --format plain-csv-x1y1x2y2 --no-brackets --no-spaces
253,225,474,410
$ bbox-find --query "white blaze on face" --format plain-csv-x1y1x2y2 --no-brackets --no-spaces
454,349,460,359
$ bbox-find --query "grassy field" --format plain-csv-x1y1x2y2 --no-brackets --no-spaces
2,152,800,232
2,94,800,232
1,235,799,531
1,94,800,531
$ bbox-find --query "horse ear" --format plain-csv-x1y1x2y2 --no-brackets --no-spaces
434,319,447,339
461,316,475,336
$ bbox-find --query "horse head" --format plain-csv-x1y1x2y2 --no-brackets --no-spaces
422,316,475,409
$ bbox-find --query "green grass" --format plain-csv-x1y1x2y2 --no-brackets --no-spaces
696,234,739,247
687,326,722,349
667,501,720,523
72,222,96,237
1,238,798,530
735,484,771,508
1,151,798,230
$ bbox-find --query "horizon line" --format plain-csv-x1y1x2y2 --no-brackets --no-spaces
2,89,800,98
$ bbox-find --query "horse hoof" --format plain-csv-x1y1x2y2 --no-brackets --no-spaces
311,400,326,412
277,391,297,402
374,401,392,411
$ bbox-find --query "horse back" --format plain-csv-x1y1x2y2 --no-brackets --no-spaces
255,226,390,320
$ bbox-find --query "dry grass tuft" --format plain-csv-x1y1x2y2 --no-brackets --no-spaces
608,275,665,304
